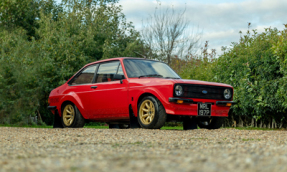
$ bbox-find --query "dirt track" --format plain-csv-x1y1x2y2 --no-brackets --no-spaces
1,127,287,172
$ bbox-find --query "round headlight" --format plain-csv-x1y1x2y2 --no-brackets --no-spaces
223,89,231,99
175,85,183,96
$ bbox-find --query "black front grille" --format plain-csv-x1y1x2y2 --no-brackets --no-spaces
175,84,232,100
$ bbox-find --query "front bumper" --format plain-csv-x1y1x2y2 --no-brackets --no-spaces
169,98,235,106
216,101,236,106
166,97,235,117
169,97,194,103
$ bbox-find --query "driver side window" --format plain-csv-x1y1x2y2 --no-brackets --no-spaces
96,61,120,83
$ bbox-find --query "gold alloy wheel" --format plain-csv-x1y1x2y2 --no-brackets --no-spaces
63,104,75,126
139,100,155,125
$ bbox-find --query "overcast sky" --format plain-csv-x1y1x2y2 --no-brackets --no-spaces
118,0,287,55
56,0,287,55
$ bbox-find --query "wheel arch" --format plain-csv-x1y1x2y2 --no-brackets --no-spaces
137,93,156,106
133,92,166,117
61,101,74,113
58,96,88,119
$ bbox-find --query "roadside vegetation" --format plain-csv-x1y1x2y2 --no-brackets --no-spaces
0,0,149,125
1,0,287,129
175,25,287,129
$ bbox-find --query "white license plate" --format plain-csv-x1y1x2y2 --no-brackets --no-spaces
198,103,211,116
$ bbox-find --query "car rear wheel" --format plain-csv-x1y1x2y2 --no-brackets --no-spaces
137,96,167,129
197,117,224,129
61,103,85,128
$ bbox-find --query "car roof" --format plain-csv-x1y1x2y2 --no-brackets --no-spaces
83,57,159,68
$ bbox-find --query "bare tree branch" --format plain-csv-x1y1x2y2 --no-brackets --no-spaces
141,2,201,65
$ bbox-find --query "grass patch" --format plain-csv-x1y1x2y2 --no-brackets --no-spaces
0,124,52,128
161,126,183,130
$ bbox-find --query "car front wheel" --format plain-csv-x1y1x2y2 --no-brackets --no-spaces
61,103,85,128
197,117,224,129
137,96,167,129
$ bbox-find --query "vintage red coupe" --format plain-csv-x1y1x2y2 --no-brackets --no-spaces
48,57,234,130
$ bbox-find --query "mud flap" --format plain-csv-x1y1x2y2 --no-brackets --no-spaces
183,117,197,130
53,112,63,128
129,107,141,129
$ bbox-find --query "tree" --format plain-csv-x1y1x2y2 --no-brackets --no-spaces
0,0,149,125
0,0,62,39
141,2,201,65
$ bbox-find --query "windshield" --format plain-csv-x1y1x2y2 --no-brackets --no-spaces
123,59,180,79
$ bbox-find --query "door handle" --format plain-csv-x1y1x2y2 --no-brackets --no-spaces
91,86,98,89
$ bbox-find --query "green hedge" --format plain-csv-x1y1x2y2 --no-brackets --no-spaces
179,27,287,128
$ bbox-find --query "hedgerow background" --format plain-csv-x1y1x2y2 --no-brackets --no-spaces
1,0,287,128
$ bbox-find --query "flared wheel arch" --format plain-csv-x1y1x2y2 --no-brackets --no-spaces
134,93,166,117
60,100,87,119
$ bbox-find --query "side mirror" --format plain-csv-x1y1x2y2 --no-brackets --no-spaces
114,74,124,81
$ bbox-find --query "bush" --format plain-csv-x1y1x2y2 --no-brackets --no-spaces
211,26,287,127
175,26,287,128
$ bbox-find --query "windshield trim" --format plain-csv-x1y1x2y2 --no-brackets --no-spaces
122,58,181,79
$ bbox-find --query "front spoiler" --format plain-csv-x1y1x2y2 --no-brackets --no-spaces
169,97,236,106
168,97,193,103
47,106,57,110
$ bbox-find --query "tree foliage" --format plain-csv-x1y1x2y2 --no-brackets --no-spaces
178,25,287,127
0,0,148,124
212,27,285,126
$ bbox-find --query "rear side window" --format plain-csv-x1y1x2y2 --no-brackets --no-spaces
96,61,120,83
71,65,98,85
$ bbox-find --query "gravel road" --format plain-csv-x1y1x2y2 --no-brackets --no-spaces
1,127,287,172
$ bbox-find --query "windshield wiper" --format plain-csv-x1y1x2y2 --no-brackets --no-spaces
164,77,181,79
138,74,163,78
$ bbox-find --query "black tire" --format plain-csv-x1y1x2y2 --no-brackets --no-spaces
61,103,85,128
197,117,224,129
137,96,167,129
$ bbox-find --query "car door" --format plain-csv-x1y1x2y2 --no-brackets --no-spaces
88,60,129,120
66,64,99,119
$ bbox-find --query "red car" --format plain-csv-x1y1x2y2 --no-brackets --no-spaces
48,57,234,130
